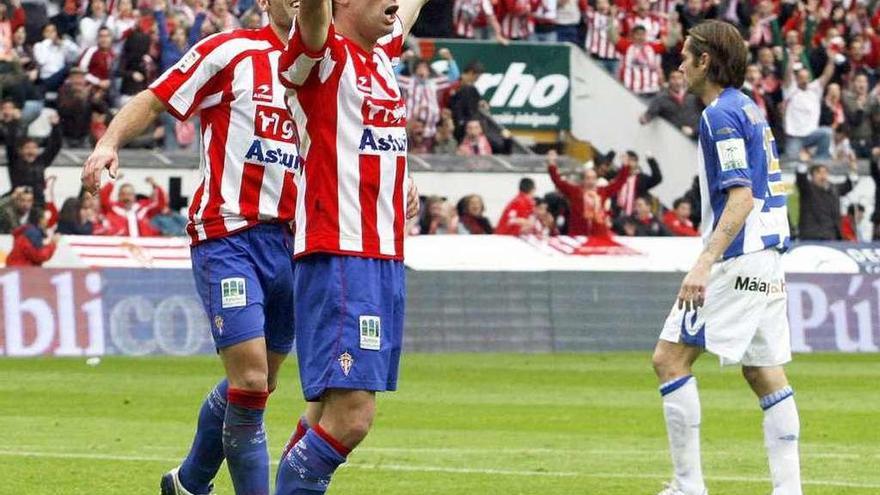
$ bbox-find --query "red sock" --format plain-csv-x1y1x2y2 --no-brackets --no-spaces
282,416,310,459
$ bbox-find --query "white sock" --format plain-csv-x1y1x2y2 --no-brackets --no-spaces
761,388,802,495
660,375,706,495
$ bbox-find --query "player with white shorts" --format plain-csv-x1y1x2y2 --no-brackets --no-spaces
651,20,803,495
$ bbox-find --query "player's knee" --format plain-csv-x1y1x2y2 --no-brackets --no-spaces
652,347,673,378
230,369,269,392
741,366,762,388
342,407,374,443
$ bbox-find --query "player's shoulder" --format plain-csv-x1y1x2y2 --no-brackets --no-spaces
702,90,749,129
194,27,278,57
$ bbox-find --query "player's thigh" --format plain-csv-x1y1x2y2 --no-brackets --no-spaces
267,350,288,393
652,339,703,381
220,337,270,391
741,254,792,369
191,235,267,351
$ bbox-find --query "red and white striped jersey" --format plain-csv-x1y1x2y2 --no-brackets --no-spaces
150,25,300,245
616,38,664,94
584,7,620,59
396,75,456,138
622,12,666,42
279,20,408,260
453,0,494,37
500,0,539,40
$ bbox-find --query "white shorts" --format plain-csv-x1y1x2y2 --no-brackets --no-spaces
659,249,792,367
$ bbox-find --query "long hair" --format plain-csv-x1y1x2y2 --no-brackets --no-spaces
687,21,748,88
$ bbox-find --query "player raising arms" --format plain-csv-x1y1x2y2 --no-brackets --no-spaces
273,0,425,492
82,0,307,493
651,21,801,495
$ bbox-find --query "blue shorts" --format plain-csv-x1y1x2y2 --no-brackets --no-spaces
191,223,295,354
294,254,406,401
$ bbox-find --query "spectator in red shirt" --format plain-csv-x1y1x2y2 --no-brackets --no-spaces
496,177,537,235
78,27,115,94
663,197,700,236
547,151,631,237
99,177,167,237
6,212,60,266
614,195,670,236
841,204,865,242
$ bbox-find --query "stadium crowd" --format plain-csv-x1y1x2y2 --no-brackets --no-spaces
0,0,875,263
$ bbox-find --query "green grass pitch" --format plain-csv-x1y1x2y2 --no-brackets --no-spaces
1,353,878,494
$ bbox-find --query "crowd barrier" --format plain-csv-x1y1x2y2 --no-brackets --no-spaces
0,236,877,356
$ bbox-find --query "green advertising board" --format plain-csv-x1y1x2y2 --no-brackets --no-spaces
428,40,571,131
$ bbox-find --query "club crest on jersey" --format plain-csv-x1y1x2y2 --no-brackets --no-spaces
253,83,273,102
361,96,406,128
254,105,299,144
338,351,354,376
214,315,224,334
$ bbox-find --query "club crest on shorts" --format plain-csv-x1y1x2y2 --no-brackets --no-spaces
338,351,354,376
214,315,224,334
359,316,381,351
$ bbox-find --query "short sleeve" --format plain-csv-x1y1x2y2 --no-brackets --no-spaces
149,32,232,121
376,16,405,65
703,109,752,191
278,21,337,88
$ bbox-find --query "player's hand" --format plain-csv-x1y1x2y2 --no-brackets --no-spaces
438,48,453,60
546,149,558,165
677,261,711,312
51,233,62,245
146,176,157,187
82,144,120,195
405,177,420,220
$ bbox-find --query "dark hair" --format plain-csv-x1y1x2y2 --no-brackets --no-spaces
847,203,865,216
687,20,748,88
98,26,111,35
464,61,485,74
808,164,827,176
17,137,38,149
519,177,536,193
631,25,647,34
835,123,850,135
58,198,81,226
626,150,639,160
673,197,692,209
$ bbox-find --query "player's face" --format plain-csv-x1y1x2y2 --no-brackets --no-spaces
855,75,869,94
91,0,106,16
265,0,298,32
466,196,483,216
14,192,33,212
668,71,684,91
679,38,705,93
98,29,112,49
596,0,609,11
20,141,39,161
635,198,650,216
796,69,810,90
583,169,598,190
810,166,829,187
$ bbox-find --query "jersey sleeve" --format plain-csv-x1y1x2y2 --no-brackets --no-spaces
149,32,233,121
278,22,339,88
702,108,753,191
376,16,405,66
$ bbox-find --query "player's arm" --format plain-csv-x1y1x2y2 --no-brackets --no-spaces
678,186,753,311
298,0,332,52
816,51,835,88
398,0,431,39
81,90,166,194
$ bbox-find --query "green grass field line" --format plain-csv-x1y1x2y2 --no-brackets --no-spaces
1,353,878,494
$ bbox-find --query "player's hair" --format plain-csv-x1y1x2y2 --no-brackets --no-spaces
519,178,536,193
687,20,748,88
673,197,691,209
625,150,639,160
631,25,647,34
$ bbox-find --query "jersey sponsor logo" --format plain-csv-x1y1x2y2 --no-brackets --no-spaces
359,315,381,351
716,138,748,171
254,105,299,144
177,50,201,73
253,83,273,102
338,351,354,376
356,75,371,93
734,276,786,296
220,277,247,308
245,140,301,170
361,96,406,128
358,129,407,152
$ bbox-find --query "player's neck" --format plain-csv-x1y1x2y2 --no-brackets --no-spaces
269,21,289,48
699,82,724,106
335,20,377,53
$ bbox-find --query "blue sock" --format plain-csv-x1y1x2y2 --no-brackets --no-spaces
178,379,228,495
274,425,348,495
223,388,270,495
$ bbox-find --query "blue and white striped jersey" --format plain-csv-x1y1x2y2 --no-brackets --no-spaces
697,87,791,260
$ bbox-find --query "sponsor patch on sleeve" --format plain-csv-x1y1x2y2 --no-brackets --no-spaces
177,50,201,73
715,138,748,171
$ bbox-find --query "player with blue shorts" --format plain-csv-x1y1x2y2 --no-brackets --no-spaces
651,21,802,495
273,0,425,492
82,0,306,493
